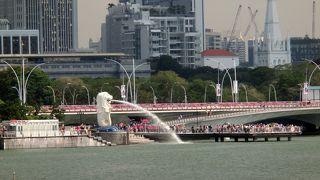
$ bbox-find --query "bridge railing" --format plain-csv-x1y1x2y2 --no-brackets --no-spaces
165,103,320,126
40,101,320,114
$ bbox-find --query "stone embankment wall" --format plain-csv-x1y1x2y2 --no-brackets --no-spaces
0,136,105,150
97,132,129,145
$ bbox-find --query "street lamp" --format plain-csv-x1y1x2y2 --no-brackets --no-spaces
150,86,157,104
176,83,187,104
1,60,44,104
240,84,248,102
268,84,277,102
46,86,56,104
213,59,238,102
170,83,177,103
220,68,235,102
11,86,20,99
23,62,45,103
105,58,132,102
303,59,320,101
297,84,302,102
233,58,238,102
62,83,71,105
82,85,90,105
304,59,320,85
204,81,216,103
68,88,77,105
115,85,126,101
126,62,149,104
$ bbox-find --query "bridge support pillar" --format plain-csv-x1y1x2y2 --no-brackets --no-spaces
215,137,219,142
253,137,257,142
288,137,291,141
220,137,224,142
265,137,268,142
277,137,280,141
234,137,238,142
245,137,249,142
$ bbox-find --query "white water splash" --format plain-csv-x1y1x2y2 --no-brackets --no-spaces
112,100,183,144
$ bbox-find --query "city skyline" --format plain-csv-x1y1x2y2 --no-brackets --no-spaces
78,0,320,48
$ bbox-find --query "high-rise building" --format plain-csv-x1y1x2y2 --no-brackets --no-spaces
290,36,320,62
222,37,246,64
102,0,204,68
205,28,222,50
0,0,78,54
254,0,291,67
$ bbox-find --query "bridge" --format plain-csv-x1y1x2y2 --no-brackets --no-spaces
41,101,320,128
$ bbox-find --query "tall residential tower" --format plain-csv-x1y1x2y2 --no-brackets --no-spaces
102,0,204,68
0,0,78,53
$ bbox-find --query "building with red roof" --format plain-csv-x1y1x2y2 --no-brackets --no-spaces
197,49,239,70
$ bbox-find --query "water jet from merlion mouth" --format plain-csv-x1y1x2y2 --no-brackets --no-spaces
111,100,183,144
96,92,183,143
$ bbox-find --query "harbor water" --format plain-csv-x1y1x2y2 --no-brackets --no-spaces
1,136,320,180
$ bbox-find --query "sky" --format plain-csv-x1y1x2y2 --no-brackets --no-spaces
78,0,320,48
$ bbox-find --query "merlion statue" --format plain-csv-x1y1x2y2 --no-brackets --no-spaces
96,92,113,127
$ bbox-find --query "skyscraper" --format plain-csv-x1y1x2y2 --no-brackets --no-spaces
102,0,204,68
0,0,78,53
254,0,291,67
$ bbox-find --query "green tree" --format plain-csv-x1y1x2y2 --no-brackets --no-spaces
0,101,28,121
150,71,187,103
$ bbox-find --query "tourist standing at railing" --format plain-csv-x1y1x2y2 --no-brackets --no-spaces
60,124,65,136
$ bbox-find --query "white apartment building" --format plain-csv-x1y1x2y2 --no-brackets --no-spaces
103,1,204,68
205,28,222,50
222,37,247,64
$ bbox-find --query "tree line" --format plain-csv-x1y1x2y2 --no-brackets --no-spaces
0,55,319,121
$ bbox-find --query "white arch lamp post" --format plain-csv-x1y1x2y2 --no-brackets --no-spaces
220,68,235,102
105,58,132,102
62,83,71,105
303,59,320,101
46,86,56,104
82,85,90,105
150,86,157,104
268,84,277,102
204,81,216,103
126,62,149,104
1,59,45,104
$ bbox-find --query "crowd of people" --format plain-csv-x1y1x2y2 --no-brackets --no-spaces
112,120,302,134
167,123,302,134
115,119,166,133
214,123,301,134
61,123,92,136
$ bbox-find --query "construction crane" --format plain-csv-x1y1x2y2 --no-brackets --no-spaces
248,7,259,40
227,5,242,51
312,1,316,38
243,7,258,40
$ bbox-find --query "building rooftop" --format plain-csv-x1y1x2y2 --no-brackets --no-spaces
201,49,237,57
